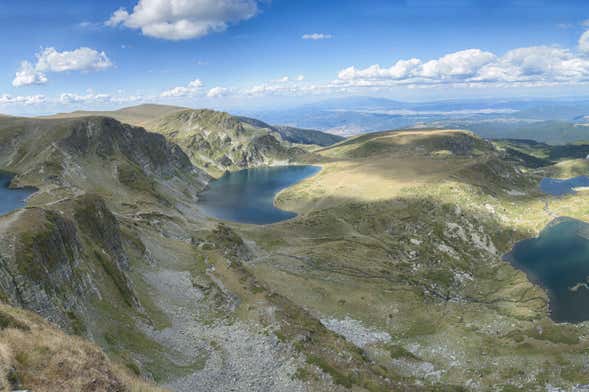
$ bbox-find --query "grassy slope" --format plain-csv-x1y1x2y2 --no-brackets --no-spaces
0,116,214,386
0,302,163,392
41,105,337,177
227,128,589,390
145,109,310,177
40,104,187,127
5,113,589,391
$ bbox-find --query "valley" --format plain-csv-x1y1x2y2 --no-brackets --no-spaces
1,105,589,391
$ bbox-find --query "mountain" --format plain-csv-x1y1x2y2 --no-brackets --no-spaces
42,105,342,177
236,116,344,146
0,115,214,386
246,97,589,144
0,116,208,200
3,108,589,391
145,109,313,176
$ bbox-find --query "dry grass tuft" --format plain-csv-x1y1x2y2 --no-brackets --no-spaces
0,302,165,392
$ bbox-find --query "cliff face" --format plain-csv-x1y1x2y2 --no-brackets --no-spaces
0,116,212,344
0,116,209,202
0,194,139,333
59,117,196,179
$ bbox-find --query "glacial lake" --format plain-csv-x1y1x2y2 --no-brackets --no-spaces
505,218,589,323
0,173,35,216
198,165,320,224
540,176,589,196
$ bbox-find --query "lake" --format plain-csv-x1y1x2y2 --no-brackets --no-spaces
540,176,589,196
505,217,589,323
198,165,320,224
0,173,36,216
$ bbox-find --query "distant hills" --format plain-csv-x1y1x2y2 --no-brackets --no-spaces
243,96,589,145
236,116,343,146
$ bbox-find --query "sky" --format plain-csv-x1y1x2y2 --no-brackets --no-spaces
2,0,589,115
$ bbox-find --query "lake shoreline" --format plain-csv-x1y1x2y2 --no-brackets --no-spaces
197,165,321,225
0,172,38,216
504,216,589,324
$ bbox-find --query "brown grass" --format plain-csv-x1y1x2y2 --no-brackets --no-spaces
0,303,165,392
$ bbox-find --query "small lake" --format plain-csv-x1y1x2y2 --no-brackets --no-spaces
540,176,589,196
0,173,35,216
198,165,320,224
505,217,589,323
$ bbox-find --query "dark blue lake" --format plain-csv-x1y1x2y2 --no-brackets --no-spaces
540,176,589,196
0,173,35,216
198,165,320,224
506,218,589,323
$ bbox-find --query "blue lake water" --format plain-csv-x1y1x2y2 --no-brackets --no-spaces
0,173,35,216
540,176,589,196
505,218,589,323
198,165,320,224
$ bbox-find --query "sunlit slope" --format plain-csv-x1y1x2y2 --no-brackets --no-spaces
277,129,536,212
145,109,312,177
234,129,589,390
0,302,163,392
41,103,187,126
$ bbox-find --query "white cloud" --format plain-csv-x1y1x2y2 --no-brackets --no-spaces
336,46,589,88
12,47,112,87
107,8,130,27
579,30,589,53
58,92,145,105
59,92,112,104
35,47,112,72
296,75,305,81
242,77,332,97
302,33,333,40
207,86,228,97
0,94,46,105
12,61,48,87
107,0,259,40
161,79,203,97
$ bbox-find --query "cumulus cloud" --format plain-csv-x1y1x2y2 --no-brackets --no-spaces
336,46,589,88
161,79,203,97
302,33,333,40
107,0,259,40
12,61,48,87
35,47,112,72
207,86,228,97
12,47,112,87
242,77,332,97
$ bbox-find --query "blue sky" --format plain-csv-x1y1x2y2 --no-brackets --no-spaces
2,0,589,114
